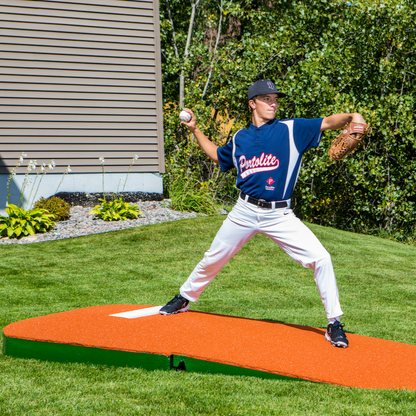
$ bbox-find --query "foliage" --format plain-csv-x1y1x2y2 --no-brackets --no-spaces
2,154,67,239
169,175,220,214
0,204,55,239
160,0,416,241
34,196,71,222
89,197,142,222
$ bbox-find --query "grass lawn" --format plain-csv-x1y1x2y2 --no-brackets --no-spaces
1,215,416,415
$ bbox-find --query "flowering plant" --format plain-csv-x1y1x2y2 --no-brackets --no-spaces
2,153,69,239
89,155,142,221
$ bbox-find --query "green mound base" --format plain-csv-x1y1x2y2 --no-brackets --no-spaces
3,336,303,382
3,305,416,390
3,336,170,372
172,355,307,382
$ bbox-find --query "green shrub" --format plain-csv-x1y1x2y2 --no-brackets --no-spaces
0,204,55,239
89,198,142,221
169,176,220,215
34,196,70,221
160,0,416,243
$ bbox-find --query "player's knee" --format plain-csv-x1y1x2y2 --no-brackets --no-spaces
305,247,331,268
197,251,227,273
314,250,332,267
202,244,238,266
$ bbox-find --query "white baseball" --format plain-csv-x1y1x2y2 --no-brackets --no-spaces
179,110,191,122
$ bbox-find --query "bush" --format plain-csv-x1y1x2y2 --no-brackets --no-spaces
0,204,55,239
160,0,416,242
34,196,70,221
169,176,220,215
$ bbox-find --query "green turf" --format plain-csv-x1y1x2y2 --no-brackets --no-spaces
1,216,416,415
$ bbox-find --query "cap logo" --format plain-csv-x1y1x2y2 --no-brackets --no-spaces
267,81,275,90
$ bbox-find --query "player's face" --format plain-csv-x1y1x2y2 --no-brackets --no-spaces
251,94,278,120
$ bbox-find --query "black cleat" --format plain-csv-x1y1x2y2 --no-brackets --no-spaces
159,294,190,315
325,321,349,348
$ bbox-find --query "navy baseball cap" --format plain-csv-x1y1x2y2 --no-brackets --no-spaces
248,79,286,100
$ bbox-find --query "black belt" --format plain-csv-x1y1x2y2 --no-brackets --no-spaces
240,192,288,209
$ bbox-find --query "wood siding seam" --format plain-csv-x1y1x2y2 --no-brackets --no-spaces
1,1,154,12
0,13,155,28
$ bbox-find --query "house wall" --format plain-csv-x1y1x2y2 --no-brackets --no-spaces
0,0,165,213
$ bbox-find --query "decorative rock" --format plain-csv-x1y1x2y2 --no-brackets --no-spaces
0,199,204,245
54,191,164,207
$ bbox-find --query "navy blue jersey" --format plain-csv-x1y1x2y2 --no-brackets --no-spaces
217,118,323,201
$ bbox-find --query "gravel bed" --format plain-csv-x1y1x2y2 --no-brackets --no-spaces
0,200,206,245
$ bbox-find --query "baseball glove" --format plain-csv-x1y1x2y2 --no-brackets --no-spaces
328,122,371,161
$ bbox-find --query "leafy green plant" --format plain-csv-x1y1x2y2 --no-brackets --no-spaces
34,196,70,221
0,204,55,239
1,154,67,239
89,198,142,221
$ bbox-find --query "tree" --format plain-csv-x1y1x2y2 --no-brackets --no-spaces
160,0,416,241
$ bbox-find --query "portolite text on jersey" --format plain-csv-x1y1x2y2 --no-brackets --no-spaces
239,152,280,179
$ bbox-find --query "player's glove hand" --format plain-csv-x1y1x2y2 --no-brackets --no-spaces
328,122,371,161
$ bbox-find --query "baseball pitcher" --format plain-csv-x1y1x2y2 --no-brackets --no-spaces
159,79,370,348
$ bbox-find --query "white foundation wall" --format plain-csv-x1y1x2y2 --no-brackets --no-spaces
0,172,163,215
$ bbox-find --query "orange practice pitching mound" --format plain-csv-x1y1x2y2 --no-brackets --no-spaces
3,305,416,390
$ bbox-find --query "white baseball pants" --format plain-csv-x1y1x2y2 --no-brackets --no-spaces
180,197,343,320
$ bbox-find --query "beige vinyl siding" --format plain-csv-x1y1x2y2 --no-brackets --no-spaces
0,0,165,174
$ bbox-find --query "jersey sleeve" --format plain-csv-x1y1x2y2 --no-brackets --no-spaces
217,140,235,172
293,118,323,153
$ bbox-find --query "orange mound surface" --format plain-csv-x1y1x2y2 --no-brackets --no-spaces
3,305,416,390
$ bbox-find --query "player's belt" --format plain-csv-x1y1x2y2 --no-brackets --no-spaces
240,192,288,209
